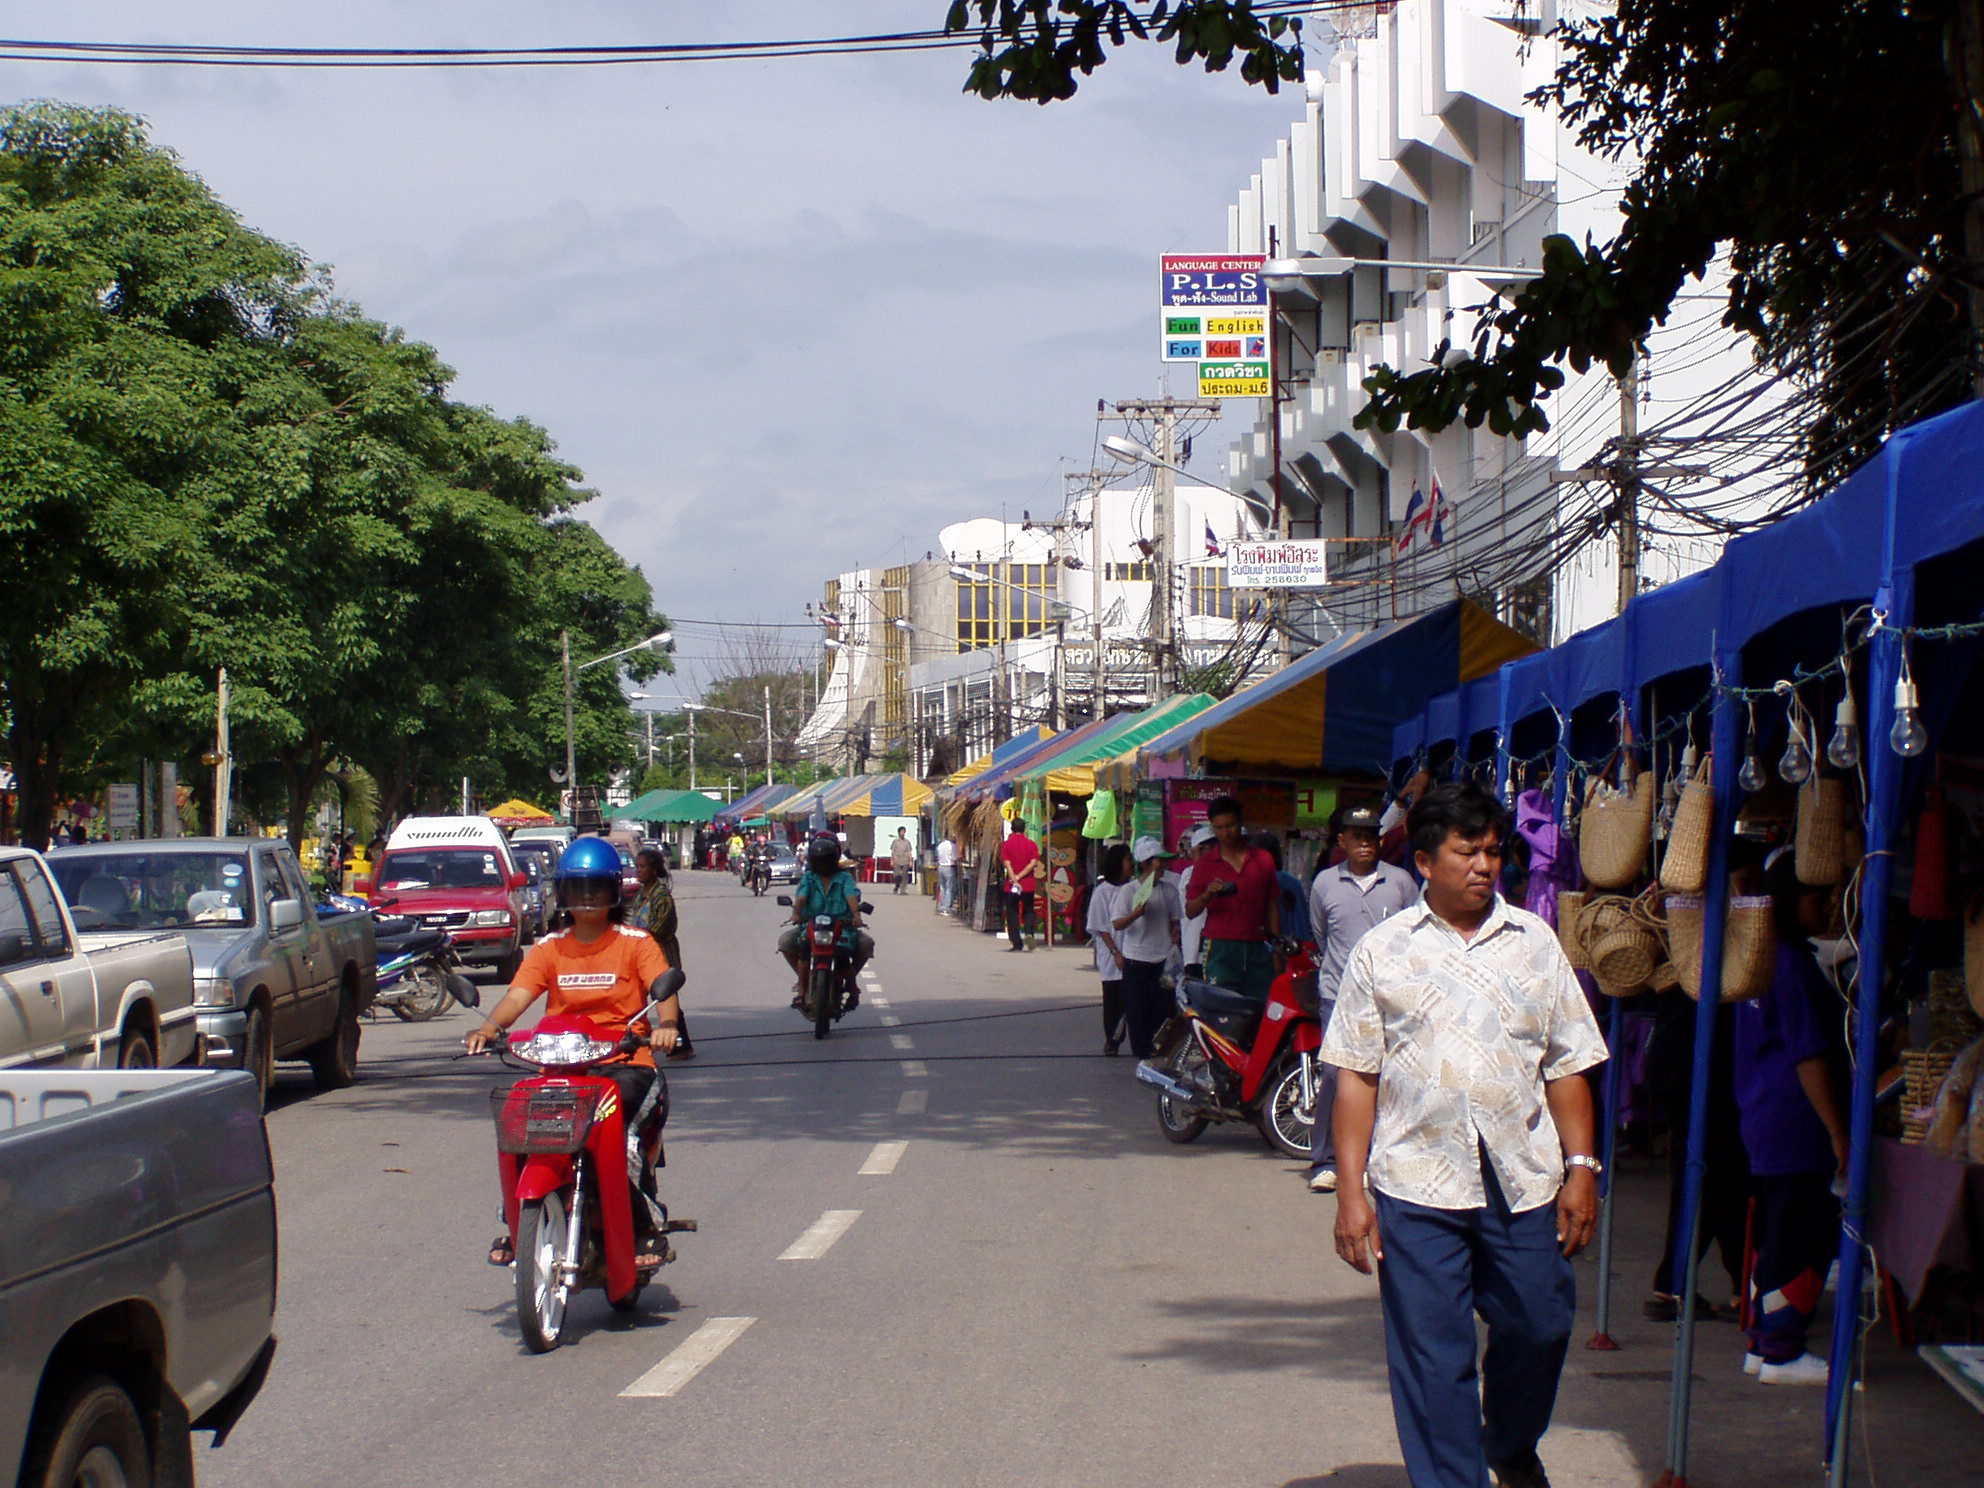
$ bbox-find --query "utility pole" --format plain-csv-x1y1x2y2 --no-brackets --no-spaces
763,684,773,786
687,707,697,792
214,667,232,837
1617,353,1641,614
561,629,577,807
1104,398,1218,703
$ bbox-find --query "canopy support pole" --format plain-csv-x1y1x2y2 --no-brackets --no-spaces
1658,645,1740,1488
1825,435,1918,1479
1587,995,1625,1351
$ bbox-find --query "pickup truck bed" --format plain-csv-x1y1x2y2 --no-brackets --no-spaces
1,1069,277,1488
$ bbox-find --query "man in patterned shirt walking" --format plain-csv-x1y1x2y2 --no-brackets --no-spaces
1322,782,1606,1488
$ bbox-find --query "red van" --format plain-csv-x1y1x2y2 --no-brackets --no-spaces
365,817,531,978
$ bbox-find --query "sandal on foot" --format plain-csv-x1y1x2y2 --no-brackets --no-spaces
634,1234,672,1271
488,1234,515,1267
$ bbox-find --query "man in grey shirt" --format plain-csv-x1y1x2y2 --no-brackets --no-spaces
1304,804,1417,1192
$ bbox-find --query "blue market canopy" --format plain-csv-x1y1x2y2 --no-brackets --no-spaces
718,782,797,823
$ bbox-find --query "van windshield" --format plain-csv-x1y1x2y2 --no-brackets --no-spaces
379,849,505,892
50,851,258,930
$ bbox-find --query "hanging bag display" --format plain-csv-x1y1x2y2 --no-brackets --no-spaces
1580,765,1656,889
1660,754,1713,894
1577,890,1665,997
1556,890,1590,969
1795,776,1850,886
1667,892,1776,1002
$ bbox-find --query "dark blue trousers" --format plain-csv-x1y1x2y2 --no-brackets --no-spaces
1373,1162,1576,1488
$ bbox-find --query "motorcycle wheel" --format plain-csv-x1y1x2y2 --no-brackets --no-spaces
608,1279,645,1315
390,963,453,1023
516,1192,570,1354
811,965,834,1040
1156,1039,1210,1145
1256,1055,1316,1161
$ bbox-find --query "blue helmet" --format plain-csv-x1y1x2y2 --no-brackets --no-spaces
556,835,622,885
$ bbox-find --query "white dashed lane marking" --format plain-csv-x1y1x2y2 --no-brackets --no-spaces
896,1089,928,1115
859,1140,908,1175
880,1014,902,1026
780,1209,862,1260
619,1317,756,1398
889,1034,914,1051
870,995,890,1008
900,1060,929,1078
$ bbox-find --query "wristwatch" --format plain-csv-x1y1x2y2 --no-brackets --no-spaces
1565,1154,1604,1177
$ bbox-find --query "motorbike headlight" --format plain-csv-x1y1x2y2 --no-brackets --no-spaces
472,909,514,927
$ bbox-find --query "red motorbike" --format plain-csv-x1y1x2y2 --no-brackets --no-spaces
485,970,693,1353
777,894,874,1040
1136,944,1323,1159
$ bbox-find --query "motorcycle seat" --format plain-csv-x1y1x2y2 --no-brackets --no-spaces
377,927,450,959
1181,976,1267,1043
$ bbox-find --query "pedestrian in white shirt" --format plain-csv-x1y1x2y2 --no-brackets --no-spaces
1169,822,1216,973
1115,836,1184,1057
1086,843,1132,1054
935,834,959,915
1323,783,1606,1488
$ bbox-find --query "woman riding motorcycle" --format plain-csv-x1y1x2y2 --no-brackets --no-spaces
778,835,872,1012
467,834,683,1269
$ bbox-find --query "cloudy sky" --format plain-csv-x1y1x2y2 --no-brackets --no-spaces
5,2,1306,689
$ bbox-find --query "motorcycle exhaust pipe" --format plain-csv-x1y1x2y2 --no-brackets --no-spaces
1134,1061,1199,1105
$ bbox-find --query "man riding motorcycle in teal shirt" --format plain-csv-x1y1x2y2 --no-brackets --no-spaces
778,836,873,1012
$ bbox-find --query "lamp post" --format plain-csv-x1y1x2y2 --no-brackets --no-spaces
563,630,671,815
684,701,772,789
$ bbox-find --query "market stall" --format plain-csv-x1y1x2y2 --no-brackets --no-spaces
1385,399,1984,1483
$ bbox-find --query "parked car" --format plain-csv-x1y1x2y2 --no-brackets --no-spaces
509,840,560,936
2,845,199,1071
363,816,530,977
767,843,801,885
1,1066,276,1487
511,824,576,851
48,838,376,1100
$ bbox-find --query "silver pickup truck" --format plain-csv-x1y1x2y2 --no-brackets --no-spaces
48,839,375,1101
0,846,197,1071
1,1068,276,1487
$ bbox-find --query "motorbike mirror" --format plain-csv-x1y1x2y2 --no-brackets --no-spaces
775,894,793,907
372,894,397,910
858,902,876,914
445,972,481,1009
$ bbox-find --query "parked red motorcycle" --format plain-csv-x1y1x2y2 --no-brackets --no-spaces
1136,944,1322,1159
776,893,873,1040
485,971,693,1353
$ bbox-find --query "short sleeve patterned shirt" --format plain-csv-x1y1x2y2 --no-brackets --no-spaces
1320,892,1607,1213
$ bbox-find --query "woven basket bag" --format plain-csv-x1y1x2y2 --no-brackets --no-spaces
1795,776,1850,887
1579,891,1664,997
1556,891,1590,969
1660,755,1713,894
1581,771,1656,890
1667,893,1776,1002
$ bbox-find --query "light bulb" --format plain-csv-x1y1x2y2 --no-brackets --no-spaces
1737,750,1768,793
1777,723,1813,785
1890,676,1929,758
1826,695,1860,771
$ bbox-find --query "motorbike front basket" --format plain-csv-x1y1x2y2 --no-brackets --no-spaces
490,1084,602,1155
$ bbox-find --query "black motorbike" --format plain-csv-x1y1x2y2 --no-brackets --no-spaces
744,850,772,897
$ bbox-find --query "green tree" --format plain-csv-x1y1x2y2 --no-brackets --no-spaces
1354,0,1978,493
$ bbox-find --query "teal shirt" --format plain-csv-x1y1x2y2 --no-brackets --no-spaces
794,869,858,926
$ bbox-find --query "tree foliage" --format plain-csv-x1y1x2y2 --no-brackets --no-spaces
0,102,667,848
945,0,1305,101
1355,0,1976,493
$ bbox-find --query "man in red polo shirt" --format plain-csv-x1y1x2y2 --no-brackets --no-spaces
998,816,1044,952
1183,793,1280,998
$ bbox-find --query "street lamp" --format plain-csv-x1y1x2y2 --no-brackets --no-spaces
1102,435,1276,527
684,693,775,788
563,629,671,814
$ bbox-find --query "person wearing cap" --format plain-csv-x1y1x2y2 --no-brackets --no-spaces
1113,836,1184,1057
1086,843,1133,1054
1303,803,1417,1192
1183,795,1281,1000
1170,823,1216,973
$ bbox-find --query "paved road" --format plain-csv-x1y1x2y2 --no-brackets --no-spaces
193,872,1968,1488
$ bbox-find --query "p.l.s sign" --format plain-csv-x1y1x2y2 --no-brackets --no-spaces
1160,254,1267,309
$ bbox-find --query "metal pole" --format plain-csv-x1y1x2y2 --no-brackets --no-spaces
688,709,697,792
764,684,774,786
1091,477,1105,718
1618,355,1641,612
1662,645,1741,1484
215,667,232,837
562,629,576,812
1587,996,1626,1350
1152,412,1174,702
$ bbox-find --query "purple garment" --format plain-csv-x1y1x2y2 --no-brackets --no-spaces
1732,943,1840,1177
1516,787,1579,928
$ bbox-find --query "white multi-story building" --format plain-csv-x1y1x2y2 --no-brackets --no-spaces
794,480,1270,774
1223,0,1765,644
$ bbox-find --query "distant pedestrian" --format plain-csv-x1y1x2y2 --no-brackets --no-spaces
936,833,959,915
1183,795,1280,1000
1169,824,1215,973
998,817,1043,952
1324,782,1606,1488
631,848,693,1059
890,827,915,894
1114,837,1183,1057
1087,843,1132,1054
1302,805,1416,1194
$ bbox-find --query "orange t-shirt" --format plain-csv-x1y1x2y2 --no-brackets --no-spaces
512,924,671,1067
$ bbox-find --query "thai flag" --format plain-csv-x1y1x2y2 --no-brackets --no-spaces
1205,521,1222,557
1427,479,1447,547
1396,487,1428,554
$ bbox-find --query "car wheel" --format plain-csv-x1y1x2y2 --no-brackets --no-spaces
308,986,361,1090
20,1374,154,1488
117,1026,156,1070
244,1002,275,1109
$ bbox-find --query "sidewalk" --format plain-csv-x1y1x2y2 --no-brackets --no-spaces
923,903,1982,1486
